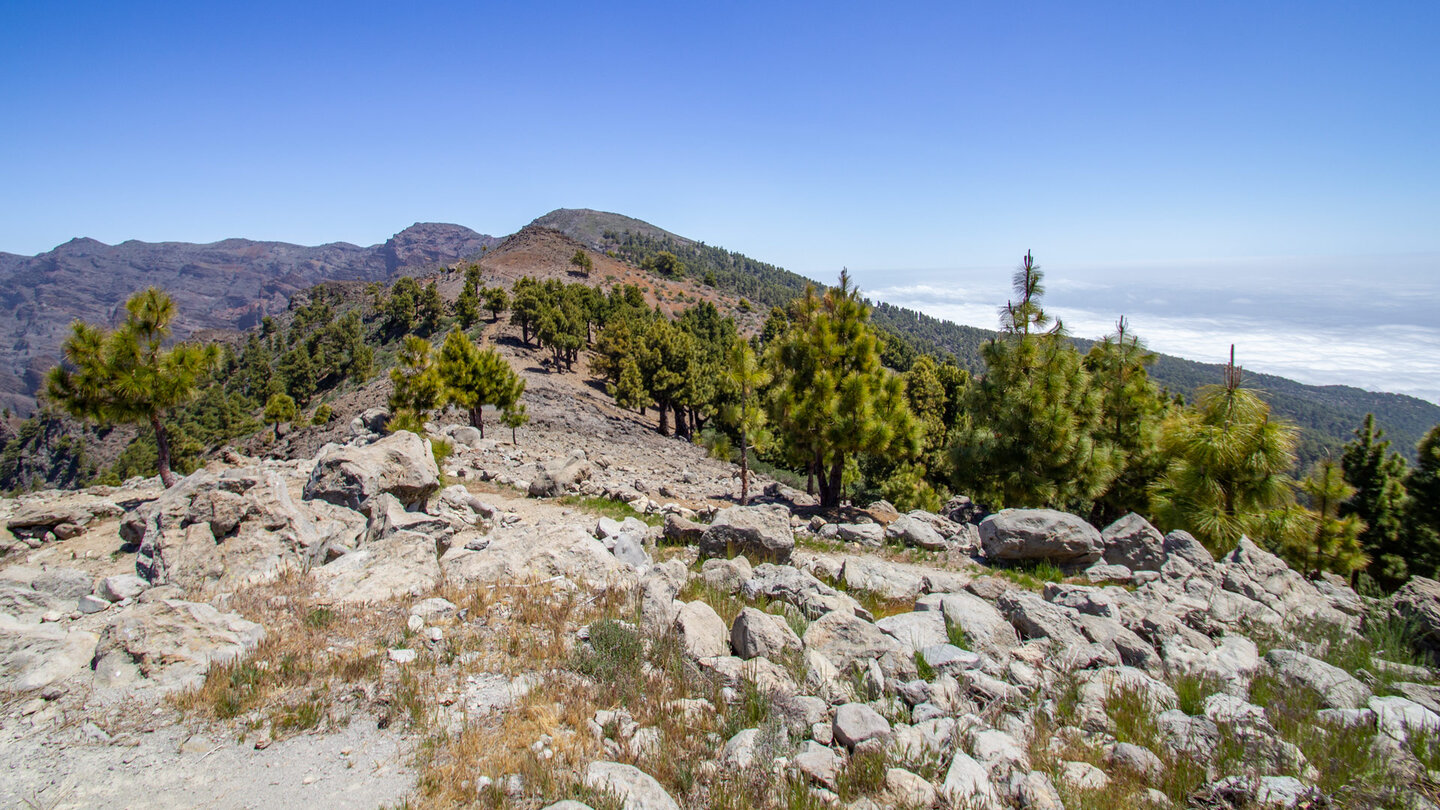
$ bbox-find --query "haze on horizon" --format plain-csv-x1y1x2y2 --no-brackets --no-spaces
2,1,1436,401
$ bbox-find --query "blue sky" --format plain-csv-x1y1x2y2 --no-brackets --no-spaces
3,2,1438,398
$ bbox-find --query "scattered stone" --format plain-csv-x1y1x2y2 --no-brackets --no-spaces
673,601,728,659
833,702,891,748
730,607,801,660
583,761,679,810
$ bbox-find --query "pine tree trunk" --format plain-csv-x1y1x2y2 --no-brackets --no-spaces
658,401,670,436
673,404,689,439
470,406,484,439
819,455,845,508
740,434,750,506
152,414,177,489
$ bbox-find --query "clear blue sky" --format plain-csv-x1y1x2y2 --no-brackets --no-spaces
2,1,1437,279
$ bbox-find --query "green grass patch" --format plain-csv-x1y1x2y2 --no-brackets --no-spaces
557,494,664,527
1172,671,1225,716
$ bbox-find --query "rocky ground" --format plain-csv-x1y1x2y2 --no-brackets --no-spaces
4,341,1440,809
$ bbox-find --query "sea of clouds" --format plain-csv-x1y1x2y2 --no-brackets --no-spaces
853,253,1440,405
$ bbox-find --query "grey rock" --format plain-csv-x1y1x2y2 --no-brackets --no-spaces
802,609,908,677
885,515,948,550
700,505,794,563
610,534,651,570
662,512,706,545
0,581,66,622
938,591,1019,658
98,574,149,602
876,610,949,652
701,556,752,594
583,761,679,810
1266,649,1372,709
833,702,891,748
793,741,842,789
1163,529,1213,570
1369,695,1440,741
730,607,801,659
304,431,440,515
921,643,982,673
91,599,263,694
1100,513,1166,571
30,568,94,600
942,751,1001,809
1393,576,1440,657
741,563,865,619
673,601,729,659
885,767,937,807
998,591,1087,647
77,594,111,614
0,616,98,692
527,450,592,498
836,523,885,545
980,509,1103,566
841,556,925,601
1206,775,1320,808
1084,563,1134,583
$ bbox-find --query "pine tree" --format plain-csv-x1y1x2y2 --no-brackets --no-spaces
417,280,445,335
435,327,525,439
610,355,652,414
510,279,542,345
721,342,771,505
388,336,444,426
384,277,421,335
1404,424,1440,581
485,286,510,322
570,249,594,277
502,402,529,444
1085,316,1169,524
1293,457,1367,576
263,392,297,430
949,253,1117,512
277,346,316,404
46,287,218,487
1149,350,1300,555
1341,414,1412,587
767,272,918,507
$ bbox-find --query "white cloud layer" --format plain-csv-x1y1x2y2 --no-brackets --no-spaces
859,256,1440,404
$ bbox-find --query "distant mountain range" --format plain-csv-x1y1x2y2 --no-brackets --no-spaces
2,208,1435,462
0,223,497,415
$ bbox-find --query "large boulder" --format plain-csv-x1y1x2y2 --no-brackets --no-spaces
979,509,1103,566
673,601,729,659
840,556,925,602
1265,649,1371,710
1100,513,1166,572
699,505,794,563
583,762,679,810
0,581,68,623
303,431,440,515
730,607,801,659
741,564,865,619
441,525,634,590
833,702,891,748
1392,576,1440,657
315,530,442,604
91,599,264,693
0,615,98,692
527,450,592,498
802,609,909,677
6,492,125,539
933,591,1019,658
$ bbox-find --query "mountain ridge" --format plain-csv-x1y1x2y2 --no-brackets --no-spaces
2,208,1434,462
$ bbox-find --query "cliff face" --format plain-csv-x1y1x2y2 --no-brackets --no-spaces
0,224,497,415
